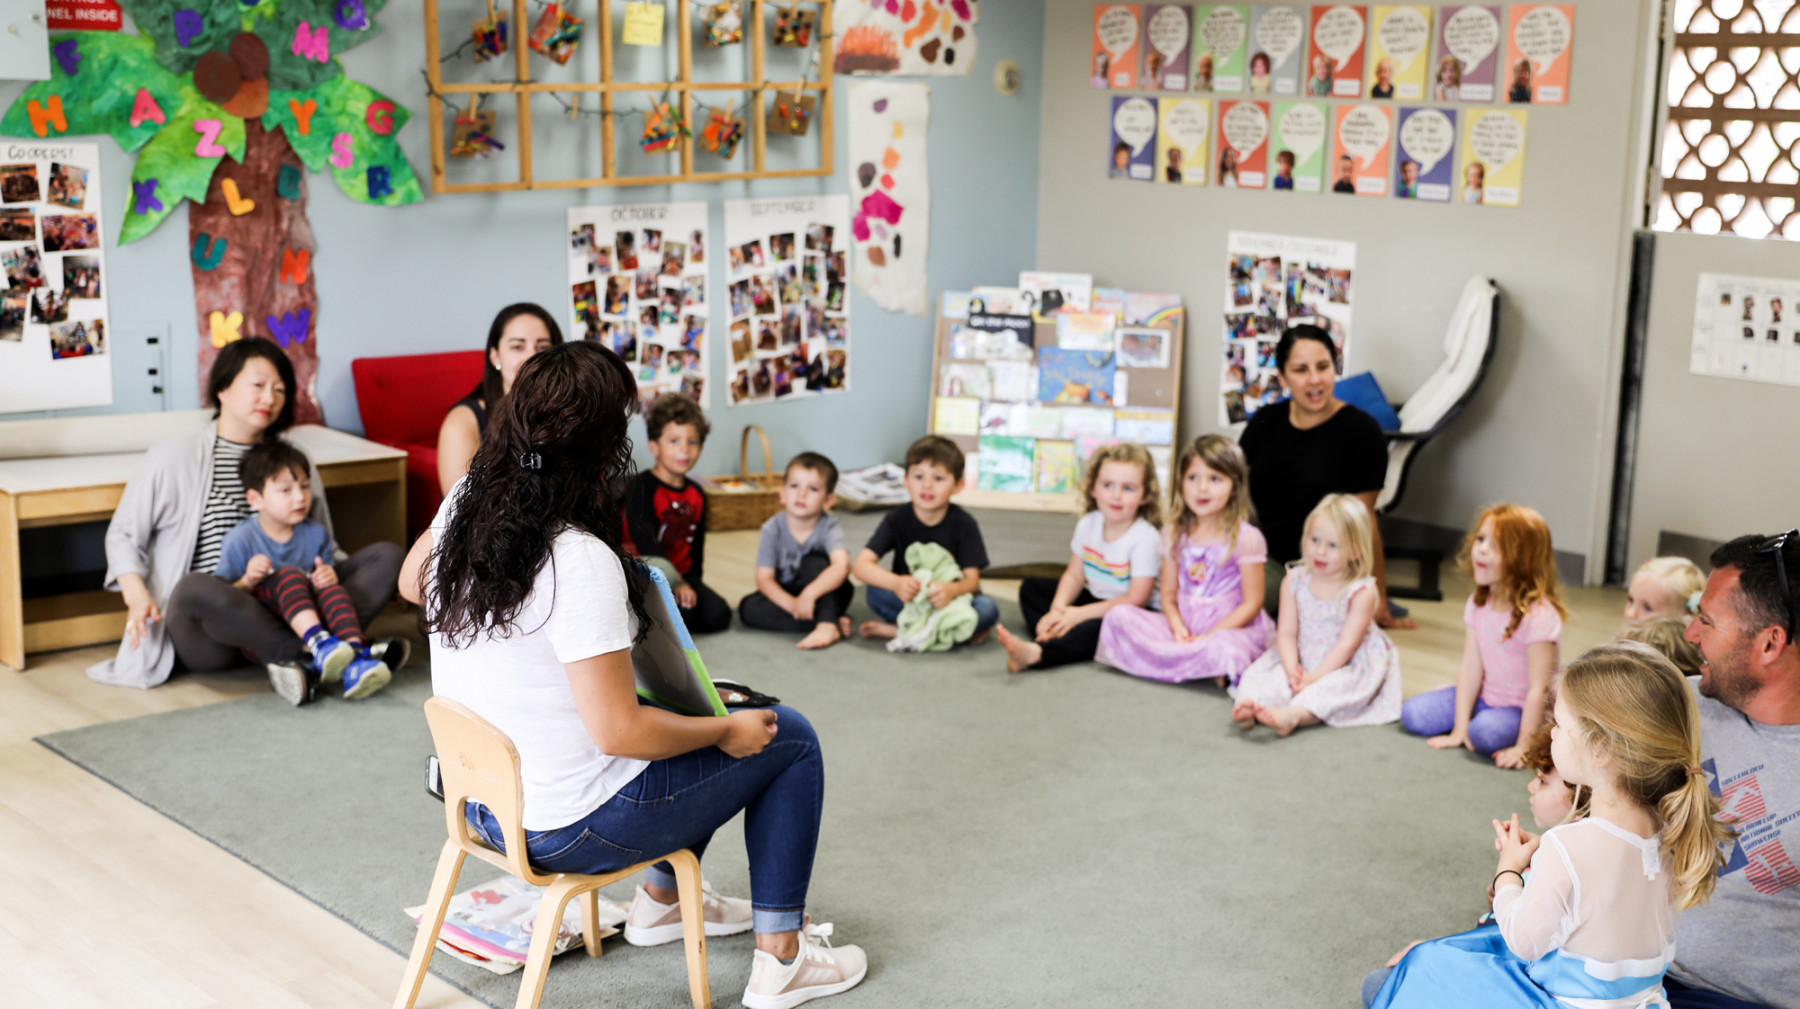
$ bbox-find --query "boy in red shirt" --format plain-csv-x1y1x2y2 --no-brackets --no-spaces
623,393,732,633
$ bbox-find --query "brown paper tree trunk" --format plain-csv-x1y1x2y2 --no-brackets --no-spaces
189,120,321,425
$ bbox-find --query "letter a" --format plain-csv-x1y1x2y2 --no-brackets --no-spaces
130,88,166,128
26,96,67,137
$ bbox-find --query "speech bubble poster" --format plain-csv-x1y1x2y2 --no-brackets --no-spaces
1094,5,1144,89
1368,6,1432,99
1217,99,1272,187
1269,101,1327,192
1460,108,1527,206
1142,5,1194,90
1394,106,1458,200
1194,5,1250,92
1330,103,1393,196
1307,6,1367,98
1157,97,1212,183
1436,5,1501,101
1110,96,1160,181
1248,6,1306,96
1506,4,1573,104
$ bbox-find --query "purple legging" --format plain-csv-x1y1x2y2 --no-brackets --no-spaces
1399,685,1523,755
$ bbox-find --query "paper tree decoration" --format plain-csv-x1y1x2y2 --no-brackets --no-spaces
0,0,423,425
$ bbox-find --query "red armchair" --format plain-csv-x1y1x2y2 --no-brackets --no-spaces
351,351,486,539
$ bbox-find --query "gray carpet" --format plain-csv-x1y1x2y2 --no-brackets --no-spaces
39,606,1527,1009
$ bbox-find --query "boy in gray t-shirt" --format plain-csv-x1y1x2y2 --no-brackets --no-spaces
737,453,855,649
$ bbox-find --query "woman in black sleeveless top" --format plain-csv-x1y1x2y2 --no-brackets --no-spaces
435,303,563,493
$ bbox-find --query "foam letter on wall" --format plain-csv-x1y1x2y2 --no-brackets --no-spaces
365,164,391,199
365,99,395,135
209,310,244,348
292,21,330,62
191,233,227,270
193,119,226,157
52,39,81,76
334,0,369,30
279,248,311,282
132,178,163,214
221,178,256,215
277,163,302,199
26,96,67,137
265,308,312,347
130,88,167,128
328,132,353,168
289,98,317,135
174,10,203,47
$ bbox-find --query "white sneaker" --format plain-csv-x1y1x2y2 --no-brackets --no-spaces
741,922,868,1009
623,881,753,946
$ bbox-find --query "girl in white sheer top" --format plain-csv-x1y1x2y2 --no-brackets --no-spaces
1373,643,1734,1009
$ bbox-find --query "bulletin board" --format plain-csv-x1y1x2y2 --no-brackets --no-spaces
926,293,1184,513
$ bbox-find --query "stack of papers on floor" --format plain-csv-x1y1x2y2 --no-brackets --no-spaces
404,874,629,975
835,462,910,510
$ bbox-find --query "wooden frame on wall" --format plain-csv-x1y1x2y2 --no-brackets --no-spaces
422,0,835,192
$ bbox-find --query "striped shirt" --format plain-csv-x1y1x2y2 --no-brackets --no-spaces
190,437,255,573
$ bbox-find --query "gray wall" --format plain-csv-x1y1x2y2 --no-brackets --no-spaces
1623,232,1800,569
0,0,1046,480
1033,0,1653,578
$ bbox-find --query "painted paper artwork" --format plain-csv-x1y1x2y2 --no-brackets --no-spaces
723,196,851,405
1368,5,1432,99
1329,103,1392,196
1504,4,1572,105
1108,96,1158,181
849,82,929,315
835,0,979,76
1141,5,1193,90
1247,5,1306,96
1306,5,1366,98
1459,108,1527,207
1394,105,1456,200
1092,5,1143,89
1221,231,1354,426
568,201,710,407
1193,4,1249,92
1436,5,1501,101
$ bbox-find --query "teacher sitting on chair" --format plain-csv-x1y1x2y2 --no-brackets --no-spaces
399,341,867,1009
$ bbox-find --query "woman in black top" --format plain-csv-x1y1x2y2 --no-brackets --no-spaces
435,303,563,494
1238,324,1416,629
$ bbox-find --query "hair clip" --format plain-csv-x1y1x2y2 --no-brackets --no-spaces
519,450,544,471
1687,590,1702,614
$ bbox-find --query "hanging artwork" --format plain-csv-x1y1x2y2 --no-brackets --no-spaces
2,7,423,425
848,82,929,315
640,102,687,154
1689,272,1800,387
772,5,816,46
768,92,816,135
706,1,745,45
472,1,509,62
1221,231,1354,426
722,195,851,405
567,201,710,408
451,105,504,158
834,0,979,76
0,141,113,413
700,108,745,158
529,3,584,64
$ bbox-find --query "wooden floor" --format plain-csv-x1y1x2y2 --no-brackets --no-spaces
0,531,1629,1008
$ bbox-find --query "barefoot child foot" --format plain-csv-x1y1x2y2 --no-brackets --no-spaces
970,628,991,646
797,622,842,650
858,620,897,640
838,616,853,638
1230,698,1258,729
995,625,1043,673
1254,703,1318,738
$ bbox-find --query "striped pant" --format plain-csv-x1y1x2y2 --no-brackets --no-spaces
254,567,363,642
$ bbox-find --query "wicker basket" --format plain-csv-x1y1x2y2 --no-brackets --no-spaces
699,425,784,531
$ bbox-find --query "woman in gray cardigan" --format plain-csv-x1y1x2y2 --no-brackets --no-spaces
92,338,404,702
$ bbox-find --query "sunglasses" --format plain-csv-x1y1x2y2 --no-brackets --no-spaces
1757,528,1796,640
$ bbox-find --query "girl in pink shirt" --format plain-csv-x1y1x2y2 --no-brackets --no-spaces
1401,504,1566,768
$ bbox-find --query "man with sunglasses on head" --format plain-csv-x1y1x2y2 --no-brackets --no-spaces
1673,531,1800,1009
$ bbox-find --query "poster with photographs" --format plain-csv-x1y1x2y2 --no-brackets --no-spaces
1690,272,1800,388
567,200,710,409
722,196,851,405
1,141,112,414
1221,231,1355,426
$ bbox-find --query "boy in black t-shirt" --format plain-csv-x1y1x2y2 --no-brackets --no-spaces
851,436,999,642
622,393,732,633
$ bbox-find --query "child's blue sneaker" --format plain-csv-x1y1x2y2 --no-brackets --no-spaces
342,654,393,700
307,633,357,685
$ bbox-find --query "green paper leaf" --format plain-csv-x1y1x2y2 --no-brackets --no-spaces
119,86,243,245
0,33,185,152
264,77,421,207
239,0,281,29
257,0,389,91
120,0,243,77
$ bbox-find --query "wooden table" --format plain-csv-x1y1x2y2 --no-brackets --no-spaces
0,425,406,672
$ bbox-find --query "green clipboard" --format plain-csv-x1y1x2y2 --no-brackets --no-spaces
630,564,729,717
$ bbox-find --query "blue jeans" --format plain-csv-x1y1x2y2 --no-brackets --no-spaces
468,704,822,934
865,584,1000,634
1400,685,1524,755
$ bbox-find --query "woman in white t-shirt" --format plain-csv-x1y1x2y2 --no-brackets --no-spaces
996,444,1164,672
399,342,866,1009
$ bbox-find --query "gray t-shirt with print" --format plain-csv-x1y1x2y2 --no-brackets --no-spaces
755,512,846,585
1666,678,1800,1009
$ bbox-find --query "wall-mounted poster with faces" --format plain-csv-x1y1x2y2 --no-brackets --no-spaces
1222,231,1355,427
722,196,851,405
568,200,710,409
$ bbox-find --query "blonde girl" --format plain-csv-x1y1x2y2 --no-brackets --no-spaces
1616,616,1703,678
1095,435,1274,685
1230,494,1401,735
1624,556,1705,622
1372,642,1732,1009
998,445,1162,672
1402,504,1566,768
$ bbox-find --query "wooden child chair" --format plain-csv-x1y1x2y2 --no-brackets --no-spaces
394,697,711,1009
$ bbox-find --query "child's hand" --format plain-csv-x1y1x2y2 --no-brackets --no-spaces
1168,615,1193,643
1491,745,1525,770
1426,729,1470,751
927,582,953,609
1285,664,1305,693
674,582,698,608
895,575,922,603
310,557,337,588
242,554,273,589
1493,821,1539,852
1036,608,1079,640
1494,813,1540,875
792,592,816,621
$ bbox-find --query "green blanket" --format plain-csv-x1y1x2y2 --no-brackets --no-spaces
890,542,977,652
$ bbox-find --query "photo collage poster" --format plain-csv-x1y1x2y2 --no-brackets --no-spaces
1690,272,1800,389
0,141,112,414
1221,231,1355,426
567,201,710,409
722,196,851,405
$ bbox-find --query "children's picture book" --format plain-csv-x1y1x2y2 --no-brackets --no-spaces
1057,311,1116,351
1038,347,1117,405
1436,5,1501,101
1193,4,1249,91
1394,106,1457,201
1019,271,1095,319
969,286,1029,315
1269,101,1327,192
1459,108,1527,207
1035,440,1078,493
1141,4,1193,90
934,396,981,434
629,564,729,716
1306,5,1367,98
1060,407,1117,439
1156,97,1211,184
1108,96,1159,182
404,875,628,975
1217,99,1271,187
1505,4,1573,104
1329,103,1393,196
1368,6,1432,99
1247,5,1306,96
1118,327,1172,368
977,435,1036,492
1092,5,1144,88
1114,407,1176,445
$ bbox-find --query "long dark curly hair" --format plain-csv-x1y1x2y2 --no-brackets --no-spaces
425,340,649,647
